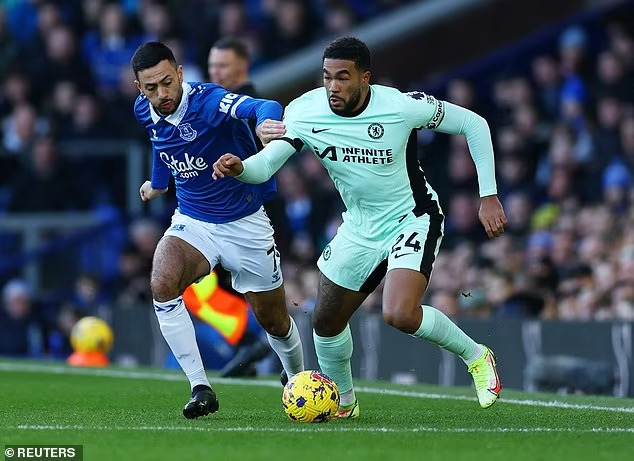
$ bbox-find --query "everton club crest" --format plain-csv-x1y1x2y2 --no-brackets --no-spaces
178,123,197,142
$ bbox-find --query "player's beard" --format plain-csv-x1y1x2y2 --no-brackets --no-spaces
155,87,183,116
330,86,363,116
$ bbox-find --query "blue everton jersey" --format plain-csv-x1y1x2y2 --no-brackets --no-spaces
134,82,279,223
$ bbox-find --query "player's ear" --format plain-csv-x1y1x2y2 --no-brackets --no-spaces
362,71,371,84
178,65,184,84
135,80,142,94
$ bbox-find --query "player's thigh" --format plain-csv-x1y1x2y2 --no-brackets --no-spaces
152,212,218,299
314,228,382,336
217,208,283,295
151,236,211,299
381,213,443,325
317,225,387,294
386,212,444,291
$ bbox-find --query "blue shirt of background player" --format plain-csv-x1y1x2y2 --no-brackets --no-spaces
134,82,279,223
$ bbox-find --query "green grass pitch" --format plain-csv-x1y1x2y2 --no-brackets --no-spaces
1,360,633,461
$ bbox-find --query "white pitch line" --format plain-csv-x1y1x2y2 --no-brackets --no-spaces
354,387,634,414
2,362,634,414
10,425,634,434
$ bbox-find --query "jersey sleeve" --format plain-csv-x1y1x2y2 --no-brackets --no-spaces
237,100,306,183
433,102,497,197
233,96,283,126
133,94,151,127
133,95,143,122
151,147,170,190
201,85,283,127
398,91,446,130
399,90,497,197
238,139,298,184
133,95,170,190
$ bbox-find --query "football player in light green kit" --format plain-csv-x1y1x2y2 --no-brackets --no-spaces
213,37,507,418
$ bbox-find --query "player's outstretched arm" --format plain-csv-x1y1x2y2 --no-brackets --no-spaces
213,139,297,184
226,94,286,145
432,102,507,238
231,96,282,129
433,103,496,195
139,180,168,202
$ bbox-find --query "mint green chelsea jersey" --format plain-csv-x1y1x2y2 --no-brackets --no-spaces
283,85,444,237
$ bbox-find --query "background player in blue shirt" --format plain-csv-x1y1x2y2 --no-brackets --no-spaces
131,42,304,419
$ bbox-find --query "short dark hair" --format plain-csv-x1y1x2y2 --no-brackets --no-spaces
323,36,371,71
131,42,177,78
212,37,250,61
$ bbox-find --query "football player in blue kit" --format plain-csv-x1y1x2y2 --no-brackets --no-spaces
131,42,304,419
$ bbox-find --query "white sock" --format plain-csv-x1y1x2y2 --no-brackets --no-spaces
340,390,356,407
154,297,210,390
267,316,304,377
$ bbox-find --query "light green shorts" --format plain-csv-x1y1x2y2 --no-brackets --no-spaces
317,211,444,293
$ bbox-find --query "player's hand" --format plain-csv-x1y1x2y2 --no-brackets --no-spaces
478,195,508,239
212,154,244,180
256,119,286,146
139,180,167,202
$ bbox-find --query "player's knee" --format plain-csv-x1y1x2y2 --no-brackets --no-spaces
382,306,419,334
257,312,290,337
151,274,179,303
312,311,342,337
249,292,291,337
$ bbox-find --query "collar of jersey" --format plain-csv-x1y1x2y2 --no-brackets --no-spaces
149,82,192,126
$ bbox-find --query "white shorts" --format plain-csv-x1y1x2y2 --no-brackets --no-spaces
164,207,283,294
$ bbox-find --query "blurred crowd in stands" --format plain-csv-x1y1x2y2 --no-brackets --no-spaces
2,0,634,361
421,18,634,322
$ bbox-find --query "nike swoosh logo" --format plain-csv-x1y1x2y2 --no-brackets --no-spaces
393,253,410,259
312,128,330,133
488,352,502,395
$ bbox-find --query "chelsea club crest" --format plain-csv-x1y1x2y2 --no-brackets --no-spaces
178,123,197,142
